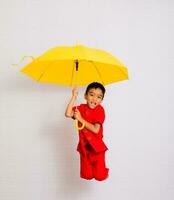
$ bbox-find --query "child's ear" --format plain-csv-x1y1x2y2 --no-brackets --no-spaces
84,94,87,100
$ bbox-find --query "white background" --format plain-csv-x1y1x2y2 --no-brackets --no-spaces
0,0,173,200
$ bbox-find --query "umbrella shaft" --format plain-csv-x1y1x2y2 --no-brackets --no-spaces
75,60,79,71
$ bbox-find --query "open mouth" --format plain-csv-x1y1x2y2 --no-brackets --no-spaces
89,102,97,108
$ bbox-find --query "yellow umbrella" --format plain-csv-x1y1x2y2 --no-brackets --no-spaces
20,44,128,86
20,44,129,129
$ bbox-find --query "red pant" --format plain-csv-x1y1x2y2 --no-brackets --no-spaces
79,146,109,181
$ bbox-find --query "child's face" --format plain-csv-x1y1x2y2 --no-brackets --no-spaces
84,88,103,109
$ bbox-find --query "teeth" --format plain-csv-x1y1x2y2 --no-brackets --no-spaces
89,102,96,107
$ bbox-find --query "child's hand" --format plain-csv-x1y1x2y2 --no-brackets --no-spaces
72,87,79,98
74,109,82,121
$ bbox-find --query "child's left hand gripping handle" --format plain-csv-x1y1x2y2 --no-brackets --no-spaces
75,119,85,130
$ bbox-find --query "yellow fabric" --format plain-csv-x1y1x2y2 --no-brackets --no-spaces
20,45,128,86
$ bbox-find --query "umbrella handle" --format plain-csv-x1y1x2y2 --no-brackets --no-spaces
75,119,85,130
12,56,35,67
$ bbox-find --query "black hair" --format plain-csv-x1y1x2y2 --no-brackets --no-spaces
85,82,105,98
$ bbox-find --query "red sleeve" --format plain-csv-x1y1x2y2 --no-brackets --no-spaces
94,106,105,125
72,106,76,112
72,104,84,119
72,104,83,112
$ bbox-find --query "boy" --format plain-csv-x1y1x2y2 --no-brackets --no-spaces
65,82,109,181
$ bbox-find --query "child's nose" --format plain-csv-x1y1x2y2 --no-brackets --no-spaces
93,96,97,101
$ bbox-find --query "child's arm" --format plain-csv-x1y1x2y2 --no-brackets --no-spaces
74,109,100,134
82,120,100,134
65,87,78,118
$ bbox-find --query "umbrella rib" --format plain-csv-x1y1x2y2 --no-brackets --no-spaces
90,61,128,83
89,61,105,85
37,71,46,82
37,61,56,82
114,65,129,79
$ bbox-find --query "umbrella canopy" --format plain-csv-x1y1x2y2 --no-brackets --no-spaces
20,45,128,86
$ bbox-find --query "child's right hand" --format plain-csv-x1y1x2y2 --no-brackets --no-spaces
72,87,79,98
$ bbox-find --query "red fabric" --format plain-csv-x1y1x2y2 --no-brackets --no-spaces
72,104,108,153
72,104,109,181
80,148,109,181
